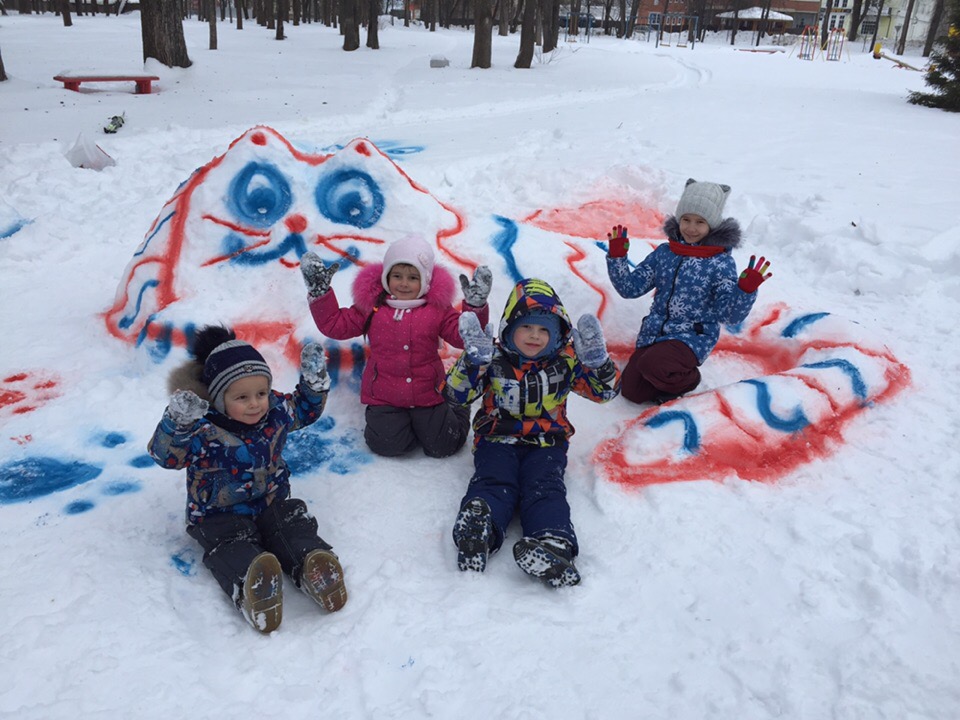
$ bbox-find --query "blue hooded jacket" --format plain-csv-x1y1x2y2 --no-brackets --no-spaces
606,217,757,364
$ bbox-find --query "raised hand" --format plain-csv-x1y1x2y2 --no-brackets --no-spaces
300,252,340,298
459,265,493,307
167,389,209,427
300,342,331,392
459,312,495,366
737,255,773,293
607,224,630,259
571,314,609,368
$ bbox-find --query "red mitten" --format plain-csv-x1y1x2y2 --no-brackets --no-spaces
738,255,772,293
607,224,629,258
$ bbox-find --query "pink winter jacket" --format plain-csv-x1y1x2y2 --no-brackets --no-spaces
309,262,489,408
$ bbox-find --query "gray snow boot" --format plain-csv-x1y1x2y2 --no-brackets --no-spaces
513,535,581,588
453,498,493,572
241,552,283,633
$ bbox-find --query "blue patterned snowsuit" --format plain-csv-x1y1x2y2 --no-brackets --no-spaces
606,217,756,364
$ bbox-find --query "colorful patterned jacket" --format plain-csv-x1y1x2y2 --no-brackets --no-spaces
309,263,488,408
606,216,757,364
148,382,326,525
444,278,621,448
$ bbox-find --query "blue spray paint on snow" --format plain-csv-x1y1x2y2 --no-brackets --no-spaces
742,379,809,433
285,416,371,476
782,312,831,338
645,410,700,454
492,216,522,284
228,162,293,228
64,500,96,514
0,457,103,504
801,359,869,401
171,549,197,576
316,169,385,228
102,480,141,496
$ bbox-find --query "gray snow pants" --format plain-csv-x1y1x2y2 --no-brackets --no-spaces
364,402,470,458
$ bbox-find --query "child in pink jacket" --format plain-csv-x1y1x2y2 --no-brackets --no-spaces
300,235,492,458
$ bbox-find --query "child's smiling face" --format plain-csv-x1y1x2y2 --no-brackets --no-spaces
679,213,711,244
223,375,271,425
512,323,551,359
387,263,422,300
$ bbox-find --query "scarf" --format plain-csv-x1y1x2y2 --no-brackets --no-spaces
668,240,727,258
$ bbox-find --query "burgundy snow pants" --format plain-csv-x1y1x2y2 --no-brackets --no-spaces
620,340,701,404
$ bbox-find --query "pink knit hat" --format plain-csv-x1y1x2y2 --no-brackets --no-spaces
380,235,435,298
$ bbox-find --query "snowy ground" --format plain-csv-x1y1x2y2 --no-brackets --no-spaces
1,12,959,720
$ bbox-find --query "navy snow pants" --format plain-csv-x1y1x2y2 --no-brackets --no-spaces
458,440,578,556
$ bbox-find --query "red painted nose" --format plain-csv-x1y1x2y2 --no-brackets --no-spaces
285,214,307,234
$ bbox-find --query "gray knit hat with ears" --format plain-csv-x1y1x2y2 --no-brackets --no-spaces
675,178,731,230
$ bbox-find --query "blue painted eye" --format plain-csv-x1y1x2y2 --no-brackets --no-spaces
315,169,384,228
227,162,292,228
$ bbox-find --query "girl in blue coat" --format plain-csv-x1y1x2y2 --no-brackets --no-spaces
606,178,773,404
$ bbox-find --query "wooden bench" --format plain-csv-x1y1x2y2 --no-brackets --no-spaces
54,74,160,94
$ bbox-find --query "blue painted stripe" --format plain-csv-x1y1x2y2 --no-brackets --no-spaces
782,312,830,338
742,379,809,432
801,359,869,400
645,410,700,454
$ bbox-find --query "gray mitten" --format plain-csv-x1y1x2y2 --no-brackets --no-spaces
300,252,340,298
459,312,495,366
459,265,493,307
167,390,209,427
300,342,331,392
571,314,609,368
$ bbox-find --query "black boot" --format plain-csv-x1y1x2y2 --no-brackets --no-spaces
453,498,493,572
513,535,581,588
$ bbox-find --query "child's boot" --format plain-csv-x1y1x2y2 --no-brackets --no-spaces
453,498,493,572
300,549,348,612
241,552,283,633
513,535,581,588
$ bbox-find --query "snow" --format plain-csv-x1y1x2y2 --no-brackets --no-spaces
2,12,959,720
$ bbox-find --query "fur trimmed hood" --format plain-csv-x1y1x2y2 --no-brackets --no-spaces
664,216,742,251
351,261,457,313
167,360,211,401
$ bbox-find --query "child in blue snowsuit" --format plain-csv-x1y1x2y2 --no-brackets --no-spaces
606,178,773,404
148,325,347,634
444,278,621,588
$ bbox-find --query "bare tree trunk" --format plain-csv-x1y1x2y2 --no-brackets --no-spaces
514,0,536,67
236,0,244,27
820,2,833,47
277,0,286,38
366,0,379,46
756,0,770,45
895,0,917,54
142,0,192,67
208,0,218,48
0,45,7,81
626,0,640,36
848,0,864,41
730,0,738,45
869,0,886,51
923,0,945,56
542,0,559,52
471,0,493,67
403,0,409,26
498,0,509,35
59,0,72,26
341,0,360,49
293,0,301,24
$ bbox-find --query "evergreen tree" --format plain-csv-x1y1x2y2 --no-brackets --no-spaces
909,0,960,111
